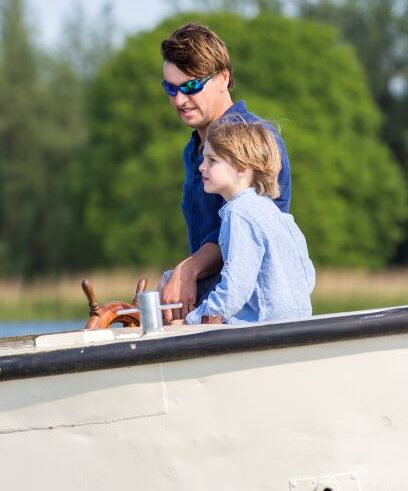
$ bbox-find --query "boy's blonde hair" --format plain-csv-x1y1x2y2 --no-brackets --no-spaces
206,117,282,198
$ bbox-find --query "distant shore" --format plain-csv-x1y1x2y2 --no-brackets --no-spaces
0,268,407,321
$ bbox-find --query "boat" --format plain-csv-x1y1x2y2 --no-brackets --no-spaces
0,280,407,490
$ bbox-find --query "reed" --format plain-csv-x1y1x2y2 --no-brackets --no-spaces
0,268,407,321
0,269,160,321
314,268,408,298
312,268,408,314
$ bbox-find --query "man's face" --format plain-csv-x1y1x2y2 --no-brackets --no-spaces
162,61,228,130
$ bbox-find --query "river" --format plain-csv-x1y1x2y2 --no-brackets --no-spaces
0,320,85,338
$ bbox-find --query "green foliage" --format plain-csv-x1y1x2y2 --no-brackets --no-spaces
168,1,408,261
0,0,88,276
168,0,283,15
294,0,408,261
0,0,121,276
56,2,117,82
0,3,406,275
296,0,408,100
296,0,408,181
85,25,191,268
87,12,406,268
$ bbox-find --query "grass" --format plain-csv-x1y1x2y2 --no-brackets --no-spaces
0,269,160,322
312,268,408,314
0,268,407,322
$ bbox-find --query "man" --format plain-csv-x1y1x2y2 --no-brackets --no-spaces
159,22,291,323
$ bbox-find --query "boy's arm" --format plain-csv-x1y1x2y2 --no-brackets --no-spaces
186,212,265,324
161,242,223,323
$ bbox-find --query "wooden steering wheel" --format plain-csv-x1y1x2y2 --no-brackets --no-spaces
81,277,147,329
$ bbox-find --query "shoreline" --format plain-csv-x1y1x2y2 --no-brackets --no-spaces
0,268,407,321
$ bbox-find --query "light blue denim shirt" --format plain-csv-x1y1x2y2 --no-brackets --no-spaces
186,188,315,325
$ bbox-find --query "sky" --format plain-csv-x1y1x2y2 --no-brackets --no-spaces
27,0,172,47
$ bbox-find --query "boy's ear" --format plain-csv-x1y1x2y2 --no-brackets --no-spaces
237,167,249,177
238,167,255,182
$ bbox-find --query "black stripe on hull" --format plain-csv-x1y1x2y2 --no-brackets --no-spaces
1,307,408,381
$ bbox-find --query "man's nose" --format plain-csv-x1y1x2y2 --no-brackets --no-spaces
172,90,189,106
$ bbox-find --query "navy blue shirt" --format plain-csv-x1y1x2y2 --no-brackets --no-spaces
181,100,291,254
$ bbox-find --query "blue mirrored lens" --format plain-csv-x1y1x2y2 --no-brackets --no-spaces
162,76,211,97
180,79,202,94
162,80,177,97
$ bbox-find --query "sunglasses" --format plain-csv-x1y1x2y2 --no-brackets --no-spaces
162,75,213,97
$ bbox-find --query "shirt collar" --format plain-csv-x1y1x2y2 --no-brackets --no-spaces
191,100,248,144
218,187,257,219
223,100,248,116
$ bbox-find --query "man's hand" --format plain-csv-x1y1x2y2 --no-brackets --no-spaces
161,263,197,324
159,243,222,325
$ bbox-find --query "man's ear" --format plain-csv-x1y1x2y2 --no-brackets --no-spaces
219,69,230,91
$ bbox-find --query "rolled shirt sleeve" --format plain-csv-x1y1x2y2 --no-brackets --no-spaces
200,226,220,247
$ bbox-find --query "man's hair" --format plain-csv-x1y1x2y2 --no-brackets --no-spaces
161,22,234,89
207,117,282,198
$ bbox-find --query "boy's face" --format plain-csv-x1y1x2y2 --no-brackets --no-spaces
199,141,243,201
162,61,229,131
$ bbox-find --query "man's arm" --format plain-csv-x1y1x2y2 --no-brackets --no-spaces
161,242,223,323
268,124,291,212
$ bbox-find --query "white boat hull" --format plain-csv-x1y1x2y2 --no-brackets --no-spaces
1,308,408,490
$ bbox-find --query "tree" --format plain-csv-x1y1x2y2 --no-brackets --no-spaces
296,0,408,168
86,12,407,269
0,0,44,274
168,0,285,15
86,26,189,268
0,0,88,275
169,1,408,172
293,0,408,261
52,2,119,269
56,1,117,82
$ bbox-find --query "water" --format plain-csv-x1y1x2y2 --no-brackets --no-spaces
0,320,85,338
